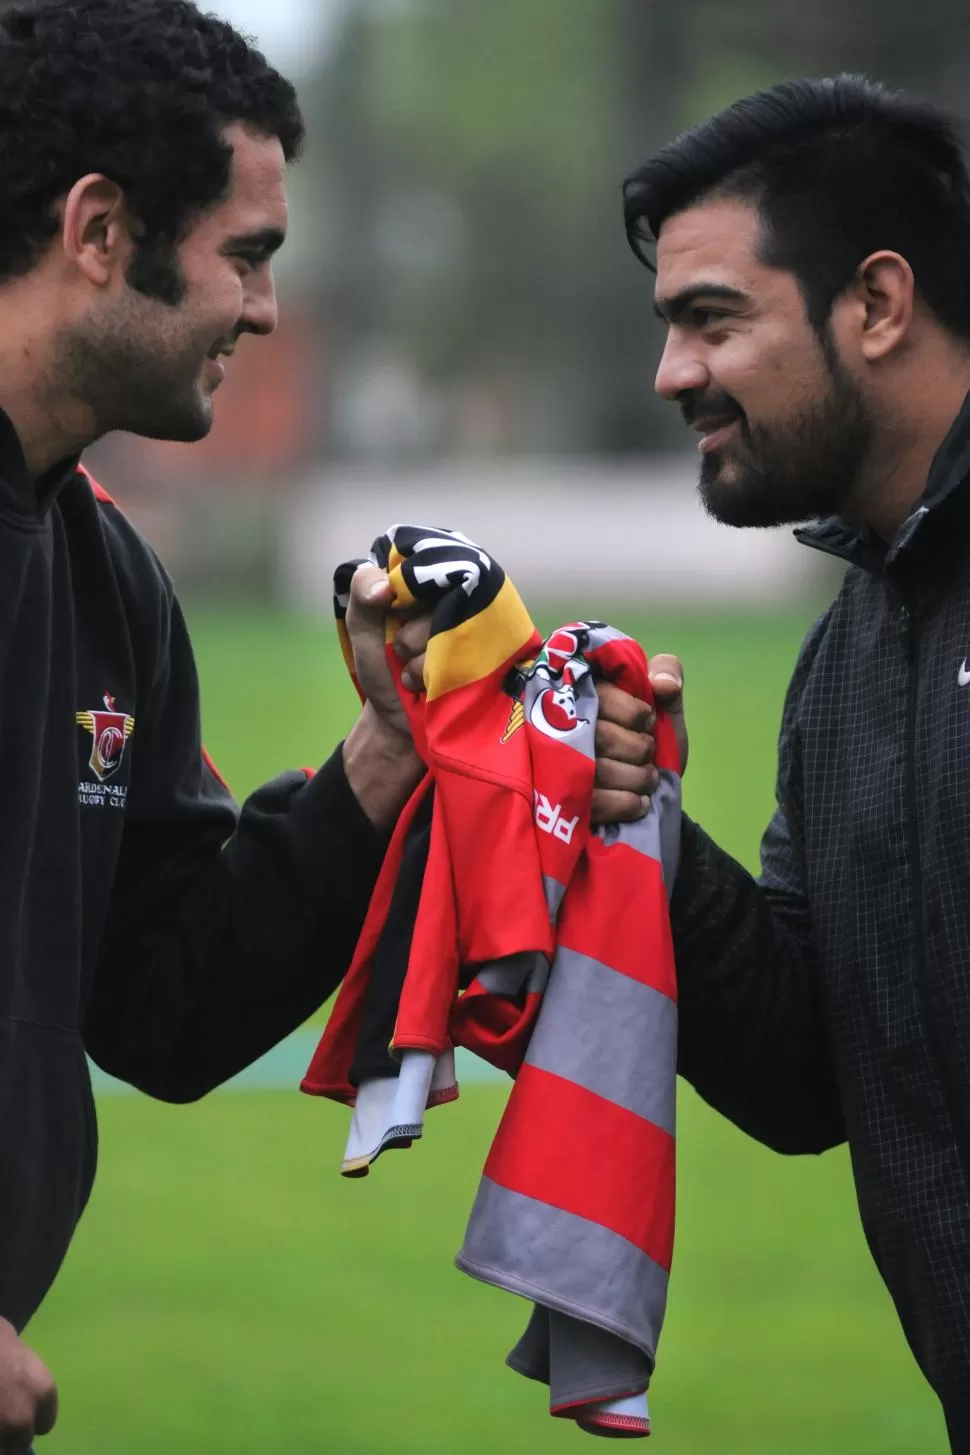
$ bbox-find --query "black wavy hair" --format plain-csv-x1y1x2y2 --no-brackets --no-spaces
0,0,305,296
623,75,970,341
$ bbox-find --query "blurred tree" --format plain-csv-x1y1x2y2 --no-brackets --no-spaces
297,0,970,460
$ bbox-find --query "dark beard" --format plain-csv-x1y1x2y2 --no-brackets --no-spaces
55,302,214,445
696,350,873,529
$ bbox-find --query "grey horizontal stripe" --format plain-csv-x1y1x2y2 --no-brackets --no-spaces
473,951,548,996
595,769,681,896
525,946,676,1136
544,874,566,919
457,1177,668,1361
654,769,681,893
526,957,550,994
508,1305,651,1412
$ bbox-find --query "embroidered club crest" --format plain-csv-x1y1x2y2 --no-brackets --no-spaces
501,622,605,745
76,694,135,782
536,627,582,676
529,667,587,741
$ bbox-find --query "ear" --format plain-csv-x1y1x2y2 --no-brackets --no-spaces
851,250,916,363
60,174,135,287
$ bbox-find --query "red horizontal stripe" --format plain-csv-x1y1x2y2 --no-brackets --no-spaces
555,841,677,1001
484,1063,674,1268
652,707,681,774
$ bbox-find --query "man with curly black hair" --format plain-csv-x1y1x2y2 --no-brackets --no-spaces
0,2,655,1445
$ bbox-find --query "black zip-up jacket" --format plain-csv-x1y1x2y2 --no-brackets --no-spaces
0,413,385,1334
671,394,970,1452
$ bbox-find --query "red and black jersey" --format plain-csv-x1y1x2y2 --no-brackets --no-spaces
0,407,385,1332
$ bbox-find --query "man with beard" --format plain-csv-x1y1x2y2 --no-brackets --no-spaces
0,2,655,1448
624,74,970,1449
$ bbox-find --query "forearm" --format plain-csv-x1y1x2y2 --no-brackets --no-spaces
673,815,844,1155
341,702,424,828
84,748,394,1100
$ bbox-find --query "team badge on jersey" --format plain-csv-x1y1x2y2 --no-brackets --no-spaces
76,694,135,782
501,622,605,745
529,668,588,741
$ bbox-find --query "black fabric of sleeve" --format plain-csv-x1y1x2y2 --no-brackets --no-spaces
672,814,845,1154
82,598,387,1101
671,612,845,1156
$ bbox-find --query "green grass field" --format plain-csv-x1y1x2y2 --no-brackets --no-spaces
30,605,948,1453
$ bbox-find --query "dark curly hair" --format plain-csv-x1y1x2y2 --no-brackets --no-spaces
0,0,305,296
623,75,970,343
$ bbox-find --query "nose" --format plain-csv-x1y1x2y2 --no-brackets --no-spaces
654,329,709,402
242,267,279,337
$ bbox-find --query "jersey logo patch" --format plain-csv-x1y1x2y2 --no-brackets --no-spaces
76,694,135,782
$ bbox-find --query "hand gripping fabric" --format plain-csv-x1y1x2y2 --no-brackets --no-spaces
301,524,682,1439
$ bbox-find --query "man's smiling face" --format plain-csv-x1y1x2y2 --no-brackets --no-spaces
652,195,873,527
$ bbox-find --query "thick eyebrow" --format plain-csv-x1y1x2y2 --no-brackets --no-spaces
653,283,750,323
221,226,286,260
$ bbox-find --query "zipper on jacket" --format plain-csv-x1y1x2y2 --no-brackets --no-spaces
903,605,970,1177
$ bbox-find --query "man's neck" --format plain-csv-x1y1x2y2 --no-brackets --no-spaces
845,366,970,543
5,389,92,480
0,284,95,481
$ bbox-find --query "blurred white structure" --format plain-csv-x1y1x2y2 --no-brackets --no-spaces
205,0,343,74
282,456,832,610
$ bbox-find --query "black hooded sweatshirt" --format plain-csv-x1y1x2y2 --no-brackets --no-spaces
0,412,385,1332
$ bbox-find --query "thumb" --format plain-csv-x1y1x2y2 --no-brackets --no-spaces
649,653,683,705
347,564,394,630
648,653,688,772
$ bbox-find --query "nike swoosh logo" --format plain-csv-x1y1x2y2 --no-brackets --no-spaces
960,660,970,687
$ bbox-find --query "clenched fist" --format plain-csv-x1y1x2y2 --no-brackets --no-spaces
0,1318,57,1453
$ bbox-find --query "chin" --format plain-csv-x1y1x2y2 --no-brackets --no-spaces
698,483,799,531
698,451,736,497
133,406,213,444
697,464,776,528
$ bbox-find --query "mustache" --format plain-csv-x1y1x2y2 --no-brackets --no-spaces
679,389,744,428
213,323,251,352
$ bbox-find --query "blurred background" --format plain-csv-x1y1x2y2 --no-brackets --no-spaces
30,1,966,1450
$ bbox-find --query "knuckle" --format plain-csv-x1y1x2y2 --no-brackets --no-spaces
351,563,377,591
33,1369,55,1401
396,622,420,653
3,1399,33,1436
597,761,639,792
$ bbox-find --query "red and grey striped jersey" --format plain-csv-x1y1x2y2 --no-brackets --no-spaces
303,524,681,1438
